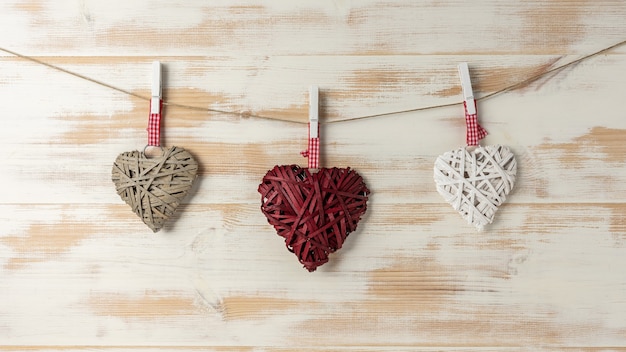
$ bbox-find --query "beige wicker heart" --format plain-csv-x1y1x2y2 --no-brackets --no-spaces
434,144,516,230
112,146,198,232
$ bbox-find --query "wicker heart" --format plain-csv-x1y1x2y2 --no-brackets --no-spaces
434,144,516,230
112,146,198,232
258,165,369,272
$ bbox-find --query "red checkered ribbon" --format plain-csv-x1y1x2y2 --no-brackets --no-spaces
464,100,487,146
300,123,320,169
147,99,162,146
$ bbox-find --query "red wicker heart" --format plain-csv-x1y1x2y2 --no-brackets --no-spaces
258,165,369,272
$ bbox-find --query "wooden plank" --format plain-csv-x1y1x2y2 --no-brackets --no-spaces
2,1,626,56
1,203,625,346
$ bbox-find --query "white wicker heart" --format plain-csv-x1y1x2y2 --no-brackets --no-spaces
434,144,517,230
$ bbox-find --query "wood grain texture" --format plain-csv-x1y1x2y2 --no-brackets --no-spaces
1,0,626,350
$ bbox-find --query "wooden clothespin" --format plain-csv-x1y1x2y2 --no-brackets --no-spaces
458,62,476,115
151,61,162,115
147,61,163,147
301,85,320,169
309,85,319,139
457,62,487,146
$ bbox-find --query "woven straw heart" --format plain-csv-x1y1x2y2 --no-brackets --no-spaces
258,165,369,272
112,146,198,232
434,144,516,230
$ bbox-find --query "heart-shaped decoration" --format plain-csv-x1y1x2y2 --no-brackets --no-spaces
258,165,369,272
434,144,516,230
112,146,198,232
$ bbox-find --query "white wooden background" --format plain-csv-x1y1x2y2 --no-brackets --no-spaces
1,1,626,350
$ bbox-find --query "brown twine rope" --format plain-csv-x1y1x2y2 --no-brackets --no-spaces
1,39,625,124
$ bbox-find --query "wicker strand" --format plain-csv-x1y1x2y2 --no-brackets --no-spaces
112,146,198,232
434,145,516,230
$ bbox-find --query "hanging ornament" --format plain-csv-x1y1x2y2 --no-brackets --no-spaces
434,63,517,230
258,86,369,272
111,61,198,232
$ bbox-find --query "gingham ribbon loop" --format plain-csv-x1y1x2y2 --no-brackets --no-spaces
301,122,320,169
464,101,487,146
147,99,162,146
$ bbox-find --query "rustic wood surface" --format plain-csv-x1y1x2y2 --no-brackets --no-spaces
2,1,626,350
